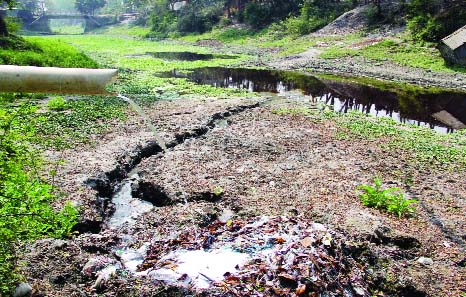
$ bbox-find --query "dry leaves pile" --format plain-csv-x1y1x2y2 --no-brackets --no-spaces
140,216,370,296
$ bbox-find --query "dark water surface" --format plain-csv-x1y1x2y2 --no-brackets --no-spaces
145,52,237,61
158,67,466,133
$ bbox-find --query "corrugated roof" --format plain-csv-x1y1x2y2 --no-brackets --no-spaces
442,25,466,50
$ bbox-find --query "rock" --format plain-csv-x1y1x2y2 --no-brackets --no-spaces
93,265,118,289
218,209,234,223
353,286,366,296
85,173,113,197
13,283,32,297
82,256,116,277
300,237,313,248
417,257,433,266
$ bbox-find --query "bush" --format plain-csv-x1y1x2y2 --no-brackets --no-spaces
243,2,272,28
47,97,68,111
5,16,22,34
407,14,442,42
407,0,466,42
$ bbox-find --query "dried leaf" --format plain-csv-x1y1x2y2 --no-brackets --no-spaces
296,284,306,295
300,237,313,248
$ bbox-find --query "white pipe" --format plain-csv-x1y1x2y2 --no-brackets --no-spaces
0,65,118,95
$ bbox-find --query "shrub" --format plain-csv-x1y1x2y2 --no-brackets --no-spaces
47,96,68,111
243,2,272,28
407,14,442,42
5,16,22,34
357,177,417,217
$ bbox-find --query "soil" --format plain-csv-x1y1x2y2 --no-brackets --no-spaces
20,94,465,296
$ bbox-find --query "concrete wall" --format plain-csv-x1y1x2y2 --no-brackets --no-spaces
439,43,466,66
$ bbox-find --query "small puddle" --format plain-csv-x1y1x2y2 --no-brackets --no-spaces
149,249,250,289
128,52,237,61
158,67,466,133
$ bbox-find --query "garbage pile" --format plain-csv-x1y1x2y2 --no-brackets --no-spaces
139,215,370,296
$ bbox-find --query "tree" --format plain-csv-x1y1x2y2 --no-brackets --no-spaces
0,0,15,36
75,0,106,15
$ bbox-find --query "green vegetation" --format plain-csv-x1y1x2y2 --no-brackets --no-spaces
319,37,466,73
357,177,417,218
52,34,254,98
0,100,79,294
37,96,126,149
141,0,354,37
46,96,68,111
0,36,98,68
406,0,466,42
335,111,466,169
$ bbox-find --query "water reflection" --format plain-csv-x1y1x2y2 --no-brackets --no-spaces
158,67,466,133
138,52,237,61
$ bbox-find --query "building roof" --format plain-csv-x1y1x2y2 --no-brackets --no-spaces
442,25,466,50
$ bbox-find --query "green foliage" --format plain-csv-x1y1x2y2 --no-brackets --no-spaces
74,0,106,15
357,177,417,217
147,0,177,38
0,101,79,294
407,0,466,42
332,110,466,169
47,97,68,111
407,14,442,42
5,16,22,34
364,2,407,28
243,2,272,28
0,37,99,68
213,186,224,197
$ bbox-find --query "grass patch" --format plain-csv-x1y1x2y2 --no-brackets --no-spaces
34,96,127,149
49,34,254,98
0,36,98,68
0,98,79,294
320,38,466,73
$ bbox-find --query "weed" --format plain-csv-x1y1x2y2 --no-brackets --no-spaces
47,97,68,111
213,186,224,197
357,177,417,217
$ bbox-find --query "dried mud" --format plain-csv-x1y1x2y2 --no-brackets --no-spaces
21,96,465,296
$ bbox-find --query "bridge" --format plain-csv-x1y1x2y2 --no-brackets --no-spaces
26,13,117,33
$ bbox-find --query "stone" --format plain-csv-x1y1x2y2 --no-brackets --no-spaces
13,283,32,297
417,257,433,266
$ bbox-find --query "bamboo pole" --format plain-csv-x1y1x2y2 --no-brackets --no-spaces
0,65,118,95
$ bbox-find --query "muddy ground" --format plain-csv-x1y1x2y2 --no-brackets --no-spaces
20,94,465,297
